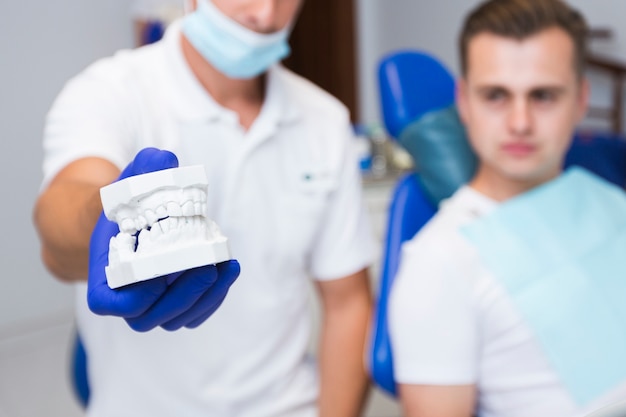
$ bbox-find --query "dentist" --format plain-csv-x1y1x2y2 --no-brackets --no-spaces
34,1,375,416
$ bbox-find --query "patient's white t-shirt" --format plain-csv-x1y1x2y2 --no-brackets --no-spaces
389,186,626,417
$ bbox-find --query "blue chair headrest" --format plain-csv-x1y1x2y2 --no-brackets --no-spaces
379,50,456,139
399,106,477,205
566,131,626,189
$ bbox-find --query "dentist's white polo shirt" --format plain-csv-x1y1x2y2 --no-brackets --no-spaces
42,21,375,417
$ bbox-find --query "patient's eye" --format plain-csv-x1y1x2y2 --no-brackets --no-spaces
482,88,508,104
530,88,560,104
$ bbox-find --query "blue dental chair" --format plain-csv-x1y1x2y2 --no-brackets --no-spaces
71,331,89,408
369,50,626,398
370,49,458,397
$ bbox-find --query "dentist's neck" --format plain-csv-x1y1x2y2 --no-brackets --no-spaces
181,34,265,129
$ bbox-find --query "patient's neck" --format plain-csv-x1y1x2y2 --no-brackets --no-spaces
469,166,560,202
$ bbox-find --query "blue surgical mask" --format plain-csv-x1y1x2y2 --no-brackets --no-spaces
181,0,291,79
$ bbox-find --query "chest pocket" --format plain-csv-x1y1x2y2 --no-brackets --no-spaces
274,167,338,273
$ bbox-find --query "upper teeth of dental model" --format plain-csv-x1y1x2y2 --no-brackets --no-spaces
100,165,232,289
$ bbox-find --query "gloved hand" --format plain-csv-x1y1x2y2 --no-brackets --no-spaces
87,147,240,332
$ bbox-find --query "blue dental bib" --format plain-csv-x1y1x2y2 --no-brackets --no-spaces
462,168,626,405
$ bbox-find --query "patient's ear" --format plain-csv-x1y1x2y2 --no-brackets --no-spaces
456,79,469,125
576,77,590,123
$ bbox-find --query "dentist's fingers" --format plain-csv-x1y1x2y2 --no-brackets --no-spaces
124,264,220,332
118,148,178,180
163,260,241,331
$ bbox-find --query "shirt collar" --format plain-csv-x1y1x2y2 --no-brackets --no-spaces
456,185,498,218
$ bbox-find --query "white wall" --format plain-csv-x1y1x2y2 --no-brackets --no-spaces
570,0,626,57
355,0,480,125
569,0,626,130
0,1,133,332
355,0,626,132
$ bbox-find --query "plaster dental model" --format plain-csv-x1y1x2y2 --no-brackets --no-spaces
100,165,231,289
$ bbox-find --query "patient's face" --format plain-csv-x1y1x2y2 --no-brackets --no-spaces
457,27,588,198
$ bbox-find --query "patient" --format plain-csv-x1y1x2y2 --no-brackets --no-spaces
388,0,626,416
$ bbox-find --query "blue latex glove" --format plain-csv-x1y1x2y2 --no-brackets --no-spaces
87,147,240,332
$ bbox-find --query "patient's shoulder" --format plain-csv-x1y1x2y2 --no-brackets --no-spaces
398,185,497,284
410,185,495,246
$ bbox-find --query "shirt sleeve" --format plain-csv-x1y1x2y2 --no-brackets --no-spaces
389,230,479,385
308,121,377,281
41,58,136,190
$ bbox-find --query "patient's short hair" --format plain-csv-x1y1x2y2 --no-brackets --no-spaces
459,0,588,78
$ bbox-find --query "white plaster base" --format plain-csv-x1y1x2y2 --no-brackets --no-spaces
105,239,231,289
